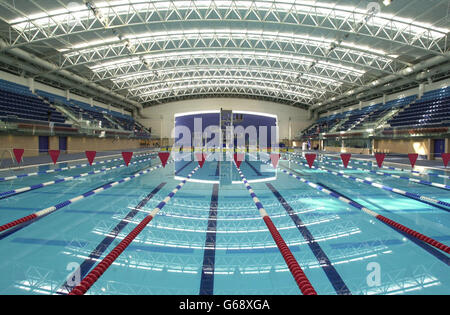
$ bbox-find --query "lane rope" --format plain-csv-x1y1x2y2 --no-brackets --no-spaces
289,152,450,191
0,152,157,182
0,160,173,235
275,161,450,254
286,157,450,210
69,165,200,295
0,155,156,199
234,162,317,295
293,152,450,180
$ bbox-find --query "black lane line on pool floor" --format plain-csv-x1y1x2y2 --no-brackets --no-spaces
245,160,262,176
57,182,168,294
215,161,220,177
266,183,352,295
0,180,117,241
317,182,450,266
199,183,219,295
175,161,193,176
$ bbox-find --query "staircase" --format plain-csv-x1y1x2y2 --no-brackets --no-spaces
377,100,416,129
329,117,348,132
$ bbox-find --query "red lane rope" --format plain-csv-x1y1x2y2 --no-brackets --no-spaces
69,216,153,295
0,214,37,232
69,166,200,295
376,215,450,254
263,216,317,295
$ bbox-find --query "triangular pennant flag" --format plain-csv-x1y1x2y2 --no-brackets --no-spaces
441,153,450,168
408,153,419,168
270,153,280,168
340,153,352,168
375,153,386,168
195,153,206,168
234,153,245,168
122,152,133,166
85,151,97,166
13,148,24,164
49,150,60,165
158,152,170,168
305,153,317,168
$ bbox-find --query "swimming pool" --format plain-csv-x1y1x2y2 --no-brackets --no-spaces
0,150,448,295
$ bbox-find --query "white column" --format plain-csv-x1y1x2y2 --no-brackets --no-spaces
288,117,292,142
419,83,425,99
27,77,34,93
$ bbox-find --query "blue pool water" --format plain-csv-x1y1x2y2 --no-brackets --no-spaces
0,151,448,295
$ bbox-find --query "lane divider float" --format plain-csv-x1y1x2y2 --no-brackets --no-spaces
0,156,156,200
0,160,173,236
69,165,200,295
234,163,317,295
312,153,450,180
0,152,157,183
292,154,449,191
287,158,450,211
275,161,450,254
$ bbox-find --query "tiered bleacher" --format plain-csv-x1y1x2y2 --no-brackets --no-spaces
300,94,420,139
387,87,450,129
36,89,151,138
360,95,417,128
0,80,69,127
336,104,379,131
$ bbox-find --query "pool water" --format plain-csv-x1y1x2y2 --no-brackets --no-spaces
0,151,448,295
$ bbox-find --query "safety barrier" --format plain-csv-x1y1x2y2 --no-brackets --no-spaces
69,165,200,295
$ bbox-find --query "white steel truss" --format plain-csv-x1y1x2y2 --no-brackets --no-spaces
0,0,448,109
5,1,448,53
56,29,402,74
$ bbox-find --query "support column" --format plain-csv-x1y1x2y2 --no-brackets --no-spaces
27,77,34,93
427,138,432,160
419,83,425,99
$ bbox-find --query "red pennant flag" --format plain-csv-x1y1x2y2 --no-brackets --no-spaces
49,150,60,165
305,153,317,168
340,153,352,168
195,153,206,168
122,152,133,166
441,153,450,168
85,151,97,166
408,153,419,168
158,152,170,168
270,153,280,168
375,153,386,168
234,153,245,168
13,148,24,164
